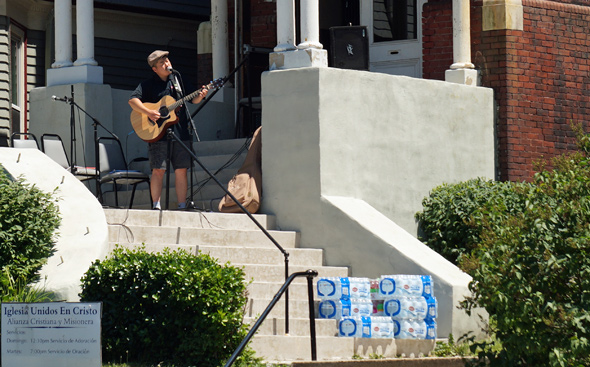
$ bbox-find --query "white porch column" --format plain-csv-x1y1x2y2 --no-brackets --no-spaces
211,0,229,80
274,0,296,51
74,0,98,66
47,0,103,86
269,0,327,70
298,0,322,49
51,0,73,68
445,0,479,86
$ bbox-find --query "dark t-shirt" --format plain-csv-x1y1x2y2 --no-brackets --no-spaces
130,74,195,142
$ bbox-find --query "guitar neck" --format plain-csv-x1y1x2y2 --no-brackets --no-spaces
169,86,208,111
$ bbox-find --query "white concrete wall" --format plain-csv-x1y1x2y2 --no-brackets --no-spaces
260,67,494,337
0,148,109,301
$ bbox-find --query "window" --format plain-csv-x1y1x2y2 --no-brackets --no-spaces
373,0,417,42
10,25,25,136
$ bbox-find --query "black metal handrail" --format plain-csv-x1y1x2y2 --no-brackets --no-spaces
224,269,319,367
168,131,293,334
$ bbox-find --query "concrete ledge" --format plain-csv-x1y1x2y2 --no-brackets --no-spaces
0,148,109,300
354,339,435,359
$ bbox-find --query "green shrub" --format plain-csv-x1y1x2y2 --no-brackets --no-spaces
415,177,524,266
80,246,251,367
0,267,53,303
463,132,590,366
0,166,61,283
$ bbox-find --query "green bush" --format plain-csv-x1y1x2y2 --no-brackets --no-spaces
415,177,525,266
0,166,61,283
80,246,252,367
463,146,590,366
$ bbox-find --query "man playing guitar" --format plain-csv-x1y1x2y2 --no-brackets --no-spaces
129,50,208,210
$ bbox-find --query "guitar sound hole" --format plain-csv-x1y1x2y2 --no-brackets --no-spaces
159,107,170,119
157,107,170,126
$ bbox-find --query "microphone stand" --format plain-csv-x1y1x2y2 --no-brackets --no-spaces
65,98,119,202
69,85,76,174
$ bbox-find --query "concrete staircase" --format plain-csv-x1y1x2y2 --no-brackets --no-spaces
105,208,354,362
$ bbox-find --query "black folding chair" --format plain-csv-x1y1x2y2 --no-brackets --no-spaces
40,133,98,181
97,136,151,208
10,132,39,149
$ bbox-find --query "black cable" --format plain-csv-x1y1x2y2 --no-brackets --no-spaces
190,137,252,199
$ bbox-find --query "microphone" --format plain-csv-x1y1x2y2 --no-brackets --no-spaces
52,95,70,102
167,67,179,74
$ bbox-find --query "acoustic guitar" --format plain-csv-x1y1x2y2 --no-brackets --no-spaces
130,78,223,143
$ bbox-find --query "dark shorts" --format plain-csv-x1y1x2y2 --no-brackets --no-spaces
148,140,192,170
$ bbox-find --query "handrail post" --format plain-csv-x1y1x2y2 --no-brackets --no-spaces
285,257,289,335
223,270,318,367
306,271,317,360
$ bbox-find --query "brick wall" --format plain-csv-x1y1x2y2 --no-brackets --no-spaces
423,0,590,182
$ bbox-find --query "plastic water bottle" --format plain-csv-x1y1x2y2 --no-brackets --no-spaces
338,316,371,338
349,277,371,299
318,298,351,319
397,319,417,339
421,275,434,298
350,298,373,317
383,298,401,317
379,275,399,298
412,297,428,319
317,277,350,299
426,297,438,320
413,319,437,339
384,297,415,318
425,319,437,340
413,320,427,339
370,316,394,338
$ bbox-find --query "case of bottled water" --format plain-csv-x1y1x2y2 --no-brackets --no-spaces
349,277,371,299
370,316,394,338
393,319,437,339
338,316,394,338
383,297,428,319
350,298,373,317
317,277,350,299
318,298,351,319
338,316,372,338
379,275,434,299
319,298,373,319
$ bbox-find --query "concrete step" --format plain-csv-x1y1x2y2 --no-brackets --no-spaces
246,280,321,300
251,335,356,362
241,264,348,283
109,243,325,268
199,246,324,266
191,152,246,173
104,208,277,231
244,317,338,337
246,297,322,319
252,336,437,363
193,138,249,156
108,225,299,249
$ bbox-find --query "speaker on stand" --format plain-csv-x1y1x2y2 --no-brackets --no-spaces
329,26,369,71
